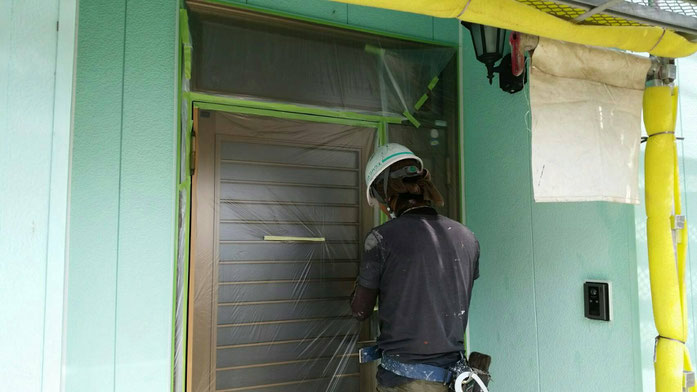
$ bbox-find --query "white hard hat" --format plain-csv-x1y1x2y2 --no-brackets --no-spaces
365,143,423,207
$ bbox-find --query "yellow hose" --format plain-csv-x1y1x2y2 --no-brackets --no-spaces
331,0,697,57
671,89,694,392
644,85,690,392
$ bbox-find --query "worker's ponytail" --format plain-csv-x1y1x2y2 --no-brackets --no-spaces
388,168,444,208
370,159,445,215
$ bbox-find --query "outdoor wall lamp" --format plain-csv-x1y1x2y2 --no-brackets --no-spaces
462,21,507,84
462,21,527,94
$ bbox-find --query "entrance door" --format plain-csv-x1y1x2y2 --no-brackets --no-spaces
190,109,377,392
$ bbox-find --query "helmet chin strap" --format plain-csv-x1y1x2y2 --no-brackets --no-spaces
385,199,396,219
369,169,396,219
382,170,397,218
371,187,396,219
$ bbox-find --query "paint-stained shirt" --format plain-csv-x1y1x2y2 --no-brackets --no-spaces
357,207,479,387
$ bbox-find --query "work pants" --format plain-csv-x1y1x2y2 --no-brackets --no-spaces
377,380,449,392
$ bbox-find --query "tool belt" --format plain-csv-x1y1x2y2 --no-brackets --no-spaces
359,346,491,392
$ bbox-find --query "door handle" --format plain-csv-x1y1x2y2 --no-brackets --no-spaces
264,235,326,242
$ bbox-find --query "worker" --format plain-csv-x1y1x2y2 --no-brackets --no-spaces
351,143,480,392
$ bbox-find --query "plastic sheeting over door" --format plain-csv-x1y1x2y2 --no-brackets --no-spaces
180,6,461,391
530,38,651,204
190,110,377,392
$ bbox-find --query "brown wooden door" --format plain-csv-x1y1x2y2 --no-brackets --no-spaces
189,109,377,392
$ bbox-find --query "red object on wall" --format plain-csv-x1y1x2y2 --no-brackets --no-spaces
510,31,525,77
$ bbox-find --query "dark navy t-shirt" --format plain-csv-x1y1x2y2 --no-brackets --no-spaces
357,207,479,387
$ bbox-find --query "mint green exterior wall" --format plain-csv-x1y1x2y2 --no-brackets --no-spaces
635,53,697,390
213,0,460,45
64,1,456,391
0,1,76,390
4,0,693,390
65,1,179,390
462,31,644,391
64,1,667,391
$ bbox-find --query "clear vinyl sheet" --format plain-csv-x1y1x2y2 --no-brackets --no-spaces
174,21,193,392
188,4,455,118
190,110,379,392
178,5,461,391
530,37,651,204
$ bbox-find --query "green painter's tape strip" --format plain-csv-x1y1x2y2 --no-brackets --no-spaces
179,9,190,45
378,121,387,145
402,110,421,128
195,102,380,128
412,76,439,113
172,12,186,390
177,178,191,191
188,92,402,124
179,9,192,79
183,45,192,80
414,93,429,111
365,44,386,56
428,76,440,91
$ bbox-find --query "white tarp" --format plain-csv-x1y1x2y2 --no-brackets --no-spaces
530,38,651,204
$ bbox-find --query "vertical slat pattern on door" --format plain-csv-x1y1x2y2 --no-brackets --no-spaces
215,140,361,392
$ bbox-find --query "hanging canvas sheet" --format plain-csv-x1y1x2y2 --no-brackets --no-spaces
530,37,651,204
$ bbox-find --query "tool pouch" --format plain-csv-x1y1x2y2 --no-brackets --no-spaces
467,352,492,392
461,368,491,392
448,352,492,392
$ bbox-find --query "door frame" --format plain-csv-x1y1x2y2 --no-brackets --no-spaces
175,8,463,391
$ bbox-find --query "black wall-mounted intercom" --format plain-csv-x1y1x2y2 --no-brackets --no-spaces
584,281,611,321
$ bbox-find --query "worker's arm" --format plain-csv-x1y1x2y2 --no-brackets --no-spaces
350,284,377,321
351,231,383,321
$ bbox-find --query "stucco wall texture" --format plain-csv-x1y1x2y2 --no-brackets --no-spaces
60,1,697,392
462,32,643,392
65,1,179,391
65,1,456,391
0,0,76,391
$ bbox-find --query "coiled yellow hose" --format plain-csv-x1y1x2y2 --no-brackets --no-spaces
644,85,692,392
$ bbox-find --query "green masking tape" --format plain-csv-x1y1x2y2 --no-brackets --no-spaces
413,77,439,112
402,110,421,128
414,93,429,111
364,44,386,56
195,102,380,128
188,92,402,124
179,9,192,80
428,76,440,91
179,10,190,43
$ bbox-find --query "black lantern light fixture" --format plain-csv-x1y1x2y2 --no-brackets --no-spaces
462,21,507,84
462,21,527,94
